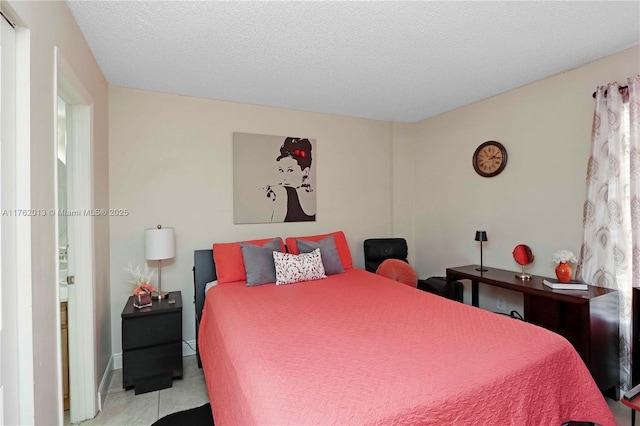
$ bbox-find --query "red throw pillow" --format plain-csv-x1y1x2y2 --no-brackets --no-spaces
376,259,417,288
213,237,285,284
285,231,352,269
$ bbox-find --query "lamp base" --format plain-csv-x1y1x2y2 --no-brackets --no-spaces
475,267,488,272
152,291,168,300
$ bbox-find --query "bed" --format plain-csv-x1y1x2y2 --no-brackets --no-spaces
193,233,616,426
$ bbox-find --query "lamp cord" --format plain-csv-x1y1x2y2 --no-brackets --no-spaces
183,339,196,352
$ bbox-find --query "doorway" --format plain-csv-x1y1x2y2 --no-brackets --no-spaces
56,50,97,424
56,96,70,411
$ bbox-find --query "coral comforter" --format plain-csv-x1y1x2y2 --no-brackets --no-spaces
199,268,615,425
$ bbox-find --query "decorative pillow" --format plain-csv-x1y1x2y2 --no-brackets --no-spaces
205,280,218,294
285,231,353,269
376,258,418,288
213,237,286,284
273,249,327,285
240,238,283,286
297,235,345,275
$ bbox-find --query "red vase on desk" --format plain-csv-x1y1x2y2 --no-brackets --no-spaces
555,262,572,283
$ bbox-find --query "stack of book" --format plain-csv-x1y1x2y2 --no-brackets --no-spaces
542,279,588,290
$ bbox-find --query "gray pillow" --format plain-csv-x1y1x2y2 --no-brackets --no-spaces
297,235,345,275
240,238,282,286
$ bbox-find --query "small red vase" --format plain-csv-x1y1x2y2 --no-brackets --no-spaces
555,262,572,283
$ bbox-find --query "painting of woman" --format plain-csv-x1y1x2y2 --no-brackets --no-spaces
266,137,315,222
233,133,317,224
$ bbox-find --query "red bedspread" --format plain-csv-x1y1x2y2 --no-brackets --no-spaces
199,268,615,425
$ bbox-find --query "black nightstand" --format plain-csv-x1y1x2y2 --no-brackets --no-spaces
121,291,183,394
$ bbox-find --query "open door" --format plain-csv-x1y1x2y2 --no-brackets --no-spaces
56,49,97,423
56,96,72,411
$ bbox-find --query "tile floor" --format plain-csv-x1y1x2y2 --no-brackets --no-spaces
65,355,209,426
65,357,632,426
609,397,632,425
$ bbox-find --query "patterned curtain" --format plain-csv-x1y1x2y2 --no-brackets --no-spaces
580,75,640,392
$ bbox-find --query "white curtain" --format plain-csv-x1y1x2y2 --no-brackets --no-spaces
580,75,639,392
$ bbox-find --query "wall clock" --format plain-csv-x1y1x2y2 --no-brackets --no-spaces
472,141,508,177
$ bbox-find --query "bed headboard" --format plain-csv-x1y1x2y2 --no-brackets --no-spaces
193,249,217,367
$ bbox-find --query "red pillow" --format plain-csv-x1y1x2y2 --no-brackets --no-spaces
285,231,352,269
213,237,285,284
376,258,417,288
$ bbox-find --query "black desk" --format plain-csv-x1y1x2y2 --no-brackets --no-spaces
446,265,619,396
633,288,640,387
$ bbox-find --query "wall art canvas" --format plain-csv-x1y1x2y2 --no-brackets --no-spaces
233,132,316,224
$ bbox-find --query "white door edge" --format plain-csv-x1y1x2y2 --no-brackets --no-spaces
55,47,97,424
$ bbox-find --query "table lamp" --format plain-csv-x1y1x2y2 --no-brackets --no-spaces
145,224,175,299
475,230,488,272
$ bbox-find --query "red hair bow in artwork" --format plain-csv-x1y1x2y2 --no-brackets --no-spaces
293,149,306,158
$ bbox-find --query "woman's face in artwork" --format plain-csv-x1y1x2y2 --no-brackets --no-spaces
277,156,307,188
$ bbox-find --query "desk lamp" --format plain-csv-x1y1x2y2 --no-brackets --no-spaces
475,231,488,272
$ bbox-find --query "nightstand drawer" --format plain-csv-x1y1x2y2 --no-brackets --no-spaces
122,311,181,350
122,342,182,389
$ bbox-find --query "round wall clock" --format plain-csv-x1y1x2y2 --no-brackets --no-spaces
472,141,508,177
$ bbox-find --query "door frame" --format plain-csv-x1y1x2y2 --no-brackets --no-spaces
1,9,34,425
55,47,97,424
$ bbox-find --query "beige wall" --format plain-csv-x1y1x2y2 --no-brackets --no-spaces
391,121,416,264
108,87,393,356
401,45,640,311
8,0,110,423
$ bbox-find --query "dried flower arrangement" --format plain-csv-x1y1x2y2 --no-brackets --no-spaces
125,262,157,295
552,250,578,264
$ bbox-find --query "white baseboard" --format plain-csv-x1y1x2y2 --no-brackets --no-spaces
113,353,122,370
112,339,196,371
97,356,114,412
182,339,197,357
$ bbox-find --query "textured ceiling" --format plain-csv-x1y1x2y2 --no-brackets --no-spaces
67,1,640,123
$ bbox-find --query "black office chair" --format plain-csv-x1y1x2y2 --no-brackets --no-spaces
364,238,464,302
363,238,409,273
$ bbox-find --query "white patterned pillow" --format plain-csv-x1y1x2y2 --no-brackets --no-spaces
273,248,327,285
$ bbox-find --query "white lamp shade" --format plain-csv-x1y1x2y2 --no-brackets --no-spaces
145,227,175,260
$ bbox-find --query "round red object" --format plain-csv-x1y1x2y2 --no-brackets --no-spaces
375,259,418,288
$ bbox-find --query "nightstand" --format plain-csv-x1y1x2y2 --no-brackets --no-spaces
121,290,183,394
